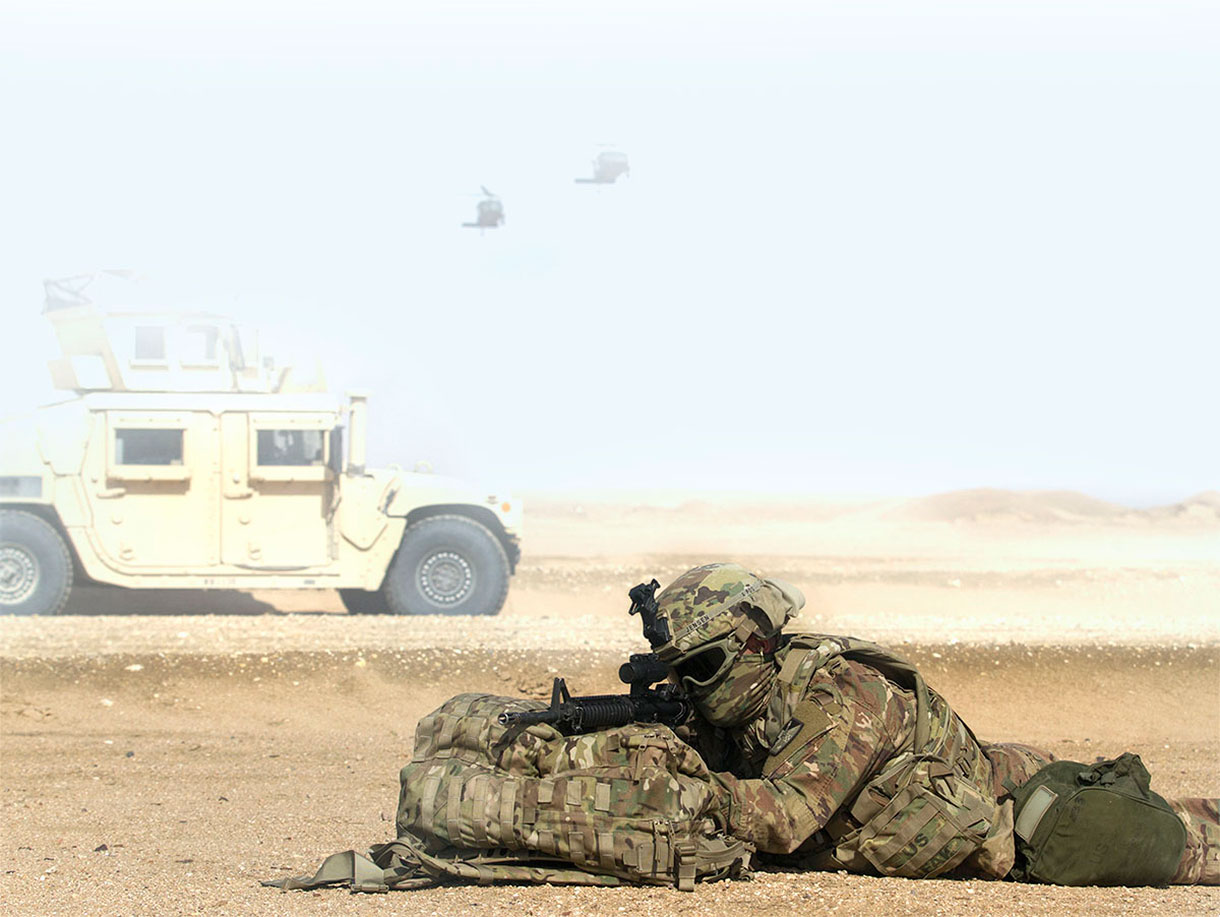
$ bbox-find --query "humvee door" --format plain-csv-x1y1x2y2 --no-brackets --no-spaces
89,410,218,567
219,411,336,569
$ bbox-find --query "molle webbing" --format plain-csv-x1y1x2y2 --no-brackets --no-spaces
775,635,935,755
393,693,752,890
773,635,997,880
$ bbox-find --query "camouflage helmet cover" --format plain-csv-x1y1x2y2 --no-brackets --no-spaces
652,562,806,664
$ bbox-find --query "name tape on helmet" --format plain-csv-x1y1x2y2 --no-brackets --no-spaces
669,581,763,645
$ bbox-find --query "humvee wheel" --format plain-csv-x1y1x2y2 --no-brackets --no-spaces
337,588,387,615
0,510,73,616
383,515,510,616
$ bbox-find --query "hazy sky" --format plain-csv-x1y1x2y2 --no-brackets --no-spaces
1,1,1216,505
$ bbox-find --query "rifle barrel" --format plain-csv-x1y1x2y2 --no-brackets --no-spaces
497,709,560,727
497,694,688,732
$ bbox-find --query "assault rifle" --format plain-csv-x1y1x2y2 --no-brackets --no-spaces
498,579,691,735
497,652,691,735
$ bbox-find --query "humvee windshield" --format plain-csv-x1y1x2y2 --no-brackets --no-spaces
257,429,325,466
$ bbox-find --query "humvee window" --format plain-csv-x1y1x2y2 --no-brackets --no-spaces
182,326,219,365
133,326,167,362
257,429,324,467
115,428,184,465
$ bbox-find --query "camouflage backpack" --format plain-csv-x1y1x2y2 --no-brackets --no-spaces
267,692,752,893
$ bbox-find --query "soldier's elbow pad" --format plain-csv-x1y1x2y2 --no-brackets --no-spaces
755,827,804,856
722,790,808,854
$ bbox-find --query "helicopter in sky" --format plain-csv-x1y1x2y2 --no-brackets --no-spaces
462,186,505,229
574,150,630,185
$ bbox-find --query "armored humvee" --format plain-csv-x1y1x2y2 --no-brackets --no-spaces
0,278,521,616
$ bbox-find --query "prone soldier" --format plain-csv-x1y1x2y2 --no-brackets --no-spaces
643,563,1218,885
270,563,1217,894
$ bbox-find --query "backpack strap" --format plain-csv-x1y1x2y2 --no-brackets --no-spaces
261,838,623,893
772,634,934,756
833,641,933,753
261,847,403,893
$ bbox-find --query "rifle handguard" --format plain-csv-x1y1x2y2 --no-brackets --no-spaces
497,686,691,734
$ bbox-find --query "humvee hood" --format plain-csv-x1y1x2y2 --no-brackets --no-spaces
382,471,522,533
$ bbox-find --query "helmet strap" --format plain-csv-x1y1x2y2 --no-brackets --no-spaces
743,632,778,655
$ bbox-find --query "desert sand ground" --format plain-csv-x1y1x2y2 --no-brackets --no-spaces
2,490,1219,916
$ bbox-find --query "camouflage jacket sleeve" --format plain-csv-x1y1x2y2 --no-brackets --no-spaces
710,659,911,854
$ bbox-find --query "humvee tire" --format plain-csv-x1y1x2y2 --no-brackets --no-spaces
383,514,510,616
337,588,386,615
0,510,73,616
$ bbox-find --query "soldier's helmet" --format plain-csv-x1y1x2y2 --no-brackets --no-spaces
652,563,805,703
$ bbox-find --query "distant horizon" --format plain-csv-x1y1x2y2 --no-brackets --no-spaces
515,484,1219,512
3,295,1213,509
3,309,1213,510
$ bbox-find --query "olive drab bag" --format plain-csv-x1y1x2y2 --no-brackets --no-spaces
1009,752,1186,886
266,693,752,893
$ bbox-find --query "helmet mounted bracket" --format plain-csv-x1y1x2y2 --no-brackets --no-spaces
628,579,670,649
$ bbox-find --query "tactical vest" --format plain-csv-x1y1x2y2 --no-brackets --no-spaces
763,635,1002,879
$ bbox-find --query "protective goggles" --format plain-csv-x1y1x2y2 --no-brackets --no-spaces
672,638,739,693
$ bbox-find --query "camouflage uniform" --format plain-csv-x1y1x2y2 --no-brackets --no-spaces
653,563,1219,884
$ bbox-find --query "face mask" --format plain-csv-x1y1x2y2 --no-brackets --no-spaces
692,651,776,728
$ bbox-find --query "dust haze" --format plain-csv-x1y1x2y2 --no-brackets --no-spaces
2,1,1218,503
2,3,1219,916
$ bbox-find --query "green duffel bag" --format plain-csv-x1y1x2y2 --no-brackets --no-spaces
1010,752,1185,886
